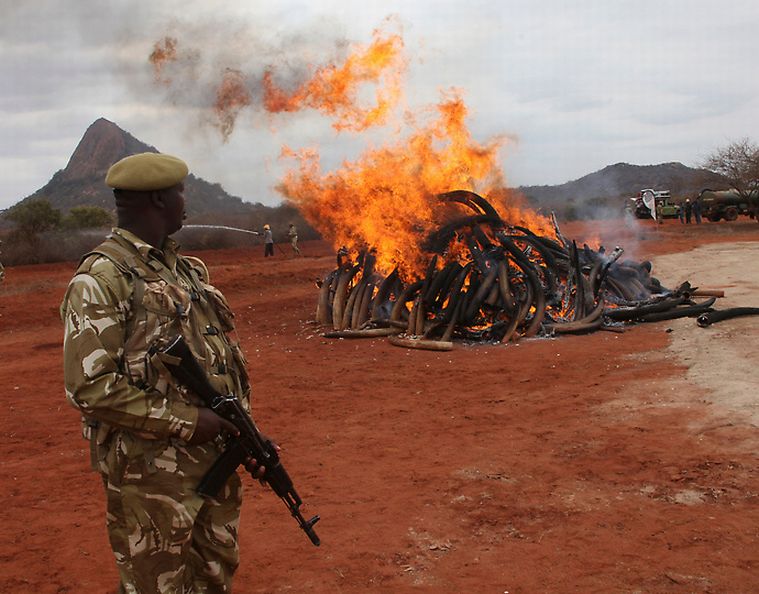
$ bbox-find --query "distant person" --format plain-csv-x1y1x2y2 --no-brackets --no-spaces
655,201,663,224
678,203,685,224
693,196,703,224
263,224,274,257
288,223,301,256
684,198,693,224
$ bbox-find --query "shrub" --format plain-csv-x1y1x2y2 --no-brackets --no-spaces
64,206,114,229
5,198,61,234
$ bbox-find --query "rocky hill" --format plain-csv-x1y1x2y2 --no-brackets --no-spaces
518,162,729,217
15,118,251,215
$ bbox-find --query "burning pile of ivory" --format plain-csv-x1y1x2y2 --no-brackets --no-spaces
315,190,718,351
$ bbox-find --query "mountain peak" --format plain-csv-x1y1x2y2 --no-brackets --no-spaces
59,118,156,183
14,119,249,215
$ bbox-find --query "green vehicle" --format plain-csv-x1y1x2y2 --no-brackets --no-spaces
698,189,759,222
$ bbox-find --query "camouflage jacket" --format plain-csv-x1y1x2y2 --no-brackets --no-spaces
61,228,250,470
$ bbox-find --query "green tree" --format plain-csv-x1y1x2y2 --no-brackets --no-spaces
64,205,114,229
5,198,62,234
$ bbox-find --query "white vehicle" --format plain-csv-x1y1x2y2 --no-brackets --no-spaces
632,189,678,219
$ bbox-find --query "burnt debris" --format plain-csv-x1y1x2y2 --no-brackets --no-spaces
315,191,722,350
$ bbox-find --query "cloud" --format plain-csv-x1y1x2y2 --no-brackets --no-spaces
2,0,759,207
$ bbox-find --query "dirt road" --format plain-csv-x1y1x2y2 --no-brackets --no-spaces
1,219,757,593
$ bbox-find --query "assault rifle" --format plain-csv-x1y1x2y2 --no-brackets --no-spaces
159,335,320,546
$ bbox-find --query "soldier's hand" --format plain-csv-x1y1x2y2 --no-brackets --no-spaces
245,457,267,480
189,408,240,444
244,437,280,482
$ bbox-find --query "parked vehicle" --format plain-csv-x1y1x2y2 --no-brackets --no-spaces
631,189,680,219
697,189,758,222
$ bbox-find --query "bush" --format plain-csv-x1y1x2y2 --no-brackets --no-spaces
5,198,61,234
64,205,114,229
0,228,108,266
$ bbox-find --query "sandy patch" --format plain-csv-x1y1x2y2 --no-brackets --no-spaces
651,242,759,430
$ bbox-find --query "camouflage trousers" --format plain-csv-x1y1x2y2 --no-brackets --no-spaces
101,434,243,594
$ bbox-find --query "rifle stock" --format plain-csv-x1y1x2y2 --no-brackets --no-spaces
159,335,320,546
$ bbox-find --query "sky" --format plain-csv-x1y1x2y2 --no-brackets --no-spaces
2,0,759,210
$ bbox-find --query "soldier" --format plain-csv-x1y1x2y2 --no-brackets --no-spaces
61,152,267,593
287,223,300,256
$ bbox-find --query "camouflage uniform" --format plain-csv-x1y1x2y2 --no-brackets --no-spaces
287,226,300,256
61,227,251,594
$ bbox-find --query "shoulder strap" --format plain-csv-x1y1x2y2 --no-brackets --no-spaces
176,255,229,331
73,236,150,329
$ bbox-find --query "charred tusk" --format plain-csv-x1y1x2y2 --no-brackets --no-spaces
324,327,403,338
463,266,498,322
388,335,454,351
390,280,422,325
414,298,426,336
427,262,461,309
341,280,363,330
441,263,473,323
371,268,399,321
407,294,420,335
499,310,522,344
696,306,759,327
497,260,515,312
510,279,534,341
545,301,604,334
638,297,717,323
356,281,375,329
604,295,686,321
523,266,546,338
485,281,500,307
332,265,359,330
349,281,368,329
437,189,504,222
441,298,464,343
316,269,338,325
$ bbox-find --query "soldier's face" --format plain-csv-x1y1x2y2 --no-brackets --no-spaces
162,183,186,234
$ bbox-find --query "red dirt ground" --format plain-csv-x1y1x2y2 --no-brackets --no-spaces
1,219,757,593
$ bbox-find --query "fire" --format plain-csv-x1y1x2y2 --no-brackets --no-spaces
213,69,252,142
263,27,406,132
149,37,178,82
145,22,555,274
279,91,553,278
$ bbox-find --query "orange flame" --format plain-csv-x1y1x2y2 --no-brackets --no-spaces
213,69,252,142
149,37,178,83
279,91,552,278
263,27,406,131
146,24,554,270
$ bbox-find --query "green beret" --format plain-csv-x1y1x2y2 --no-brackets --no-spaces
105,152,188,191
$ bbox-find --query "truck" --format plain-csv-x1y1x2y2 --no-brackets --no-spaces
631,189,680,220
697,189,759,222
